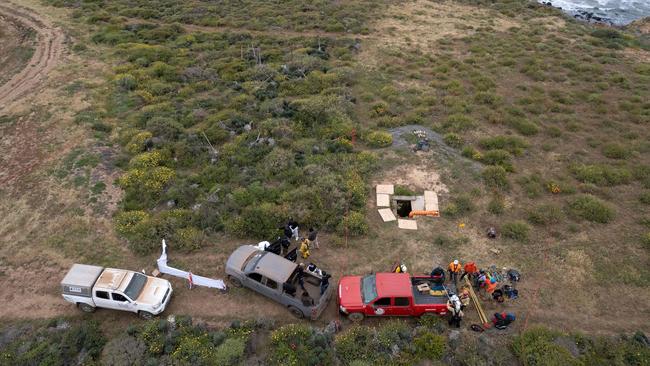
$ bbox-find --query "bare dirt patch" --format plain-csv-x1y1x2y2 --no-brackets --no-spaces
358,0,519,67
0,1,66,112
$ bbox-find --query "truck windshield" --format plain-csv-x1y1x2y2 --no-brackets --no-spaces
242,251,265,272
124,273,147,300
361,274,377,304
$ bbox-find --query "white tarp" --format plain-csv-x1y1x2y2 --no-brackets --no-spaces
157,239,227,291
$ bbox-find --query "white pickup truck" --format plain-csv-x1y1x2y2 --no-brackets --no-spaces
61,264,173,319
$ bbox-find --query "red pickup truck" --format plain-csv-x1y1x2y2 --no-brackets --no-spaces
337,272,450,321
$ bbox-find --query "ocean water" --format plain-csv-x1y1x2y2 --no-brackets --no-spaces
539,0,650,25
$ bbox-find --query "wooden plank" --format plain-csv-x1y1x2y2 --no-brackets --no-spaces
397,219,418,230
464,277,488,324
424,191,439,211
376,184,394,195
376,193,390,207
378,208,397,222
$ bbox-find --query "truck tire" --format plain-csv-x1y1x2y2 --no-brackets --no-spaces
139,311,154,320
228,276,243,288
348,312,364,322
288,306,304,319
78,303,96,313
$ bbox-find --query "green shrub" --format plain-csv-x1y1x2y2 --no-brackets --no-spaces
639,192,650,205
394,185,416,196
214,338,247,366
443,114,475,132
365,131,393,148
338,211,368,236
482,166,510,190
601,143,632,159
568,195,615,223
508,117,539,136
501,221,530,242
572,164,631,186
632,165,650,188
512,327,581,366
418,314,446,334
443,132,463,148
268,324,333,366
115,73,137,90
642,232,650,248
488,195,505,215
335,326,375,365
412,331,445,361
481,149,514,171
226,202,287,239
518,174,545,198
527,204,564,225
478,135,527,155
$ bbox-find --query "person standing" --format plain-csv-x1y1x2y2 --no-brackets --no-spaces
486,278,498,300
320,273,331,295
460,261,478,281
299,237,310,259
447,295,464,328
448,260,462,284
308,227,319,249
288,218,299,241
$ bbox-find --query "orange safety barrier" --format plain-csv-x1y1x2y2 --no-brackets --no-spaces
408,210,440,218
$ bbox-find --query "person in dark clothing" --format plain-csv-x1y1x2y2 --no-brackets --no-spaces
301,291,314,306
280,224,293,240
308,227,319,249
492,312,515,329
320,273,331,295
296,264,306,290
430,266,446,285
283,282,297,297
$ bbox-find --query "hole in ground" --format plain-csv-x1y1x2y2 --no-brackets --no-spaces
396,200,412,217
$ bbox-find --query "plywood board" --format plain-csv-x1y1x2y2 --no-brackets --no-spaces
376,193,390,207
398,219,418,230
378,208,397,222
376,184,394,195
424,191,439,211
412,196,425,211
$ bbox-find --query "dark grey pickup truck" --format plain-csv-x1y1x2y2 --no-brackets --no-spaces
225,245,333,319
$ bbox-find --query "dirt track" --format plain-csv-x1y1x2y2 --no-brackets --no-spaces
0,1,65,111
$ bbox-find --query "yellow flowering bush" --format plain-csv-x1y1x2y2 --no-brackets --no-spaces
129,150,163,168
114,210,149,236
126,131,152,154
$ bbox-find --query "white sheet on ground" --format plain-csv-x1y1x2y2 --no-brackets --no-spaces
157,239,226,290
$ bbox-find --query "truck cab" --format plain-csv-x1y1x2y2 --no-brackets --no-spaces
61,264,172,319
225,245,333,320
338,272,449,321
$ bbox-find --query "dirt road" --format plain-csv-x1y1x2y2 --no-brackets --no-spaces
0,1,65,112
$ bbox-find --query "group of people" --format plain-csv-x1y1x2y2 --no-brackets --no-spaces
281,219,320,260
445,259,506,302
443,259,518,330
282,262,331,307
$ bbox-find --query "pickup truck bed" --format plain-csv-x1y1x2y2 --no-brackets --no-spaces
411,277,449,305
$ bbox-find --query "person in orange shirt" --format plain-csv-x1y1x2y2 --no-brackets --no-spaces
448,260,462,284
460,261,478,282
486,278,498,299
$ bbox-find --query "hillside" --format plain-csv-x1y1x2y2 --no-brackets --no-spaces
0,0,648,364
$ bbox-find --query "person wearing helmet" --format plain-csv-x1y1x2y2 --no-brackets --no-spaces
448,259,462,284
447,295,464,328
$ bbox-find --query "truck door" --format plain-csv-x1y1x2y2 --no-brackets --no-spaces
93,290,117,310
390,297,413,316
111,292,137,313
371,297,392,316
245,273,268,296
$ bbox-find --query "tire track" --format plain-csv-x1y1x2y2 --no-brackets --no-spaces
0,2,65,111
